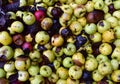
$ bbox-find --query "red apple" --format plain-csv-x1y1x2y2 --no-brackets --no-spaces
34,10,45,22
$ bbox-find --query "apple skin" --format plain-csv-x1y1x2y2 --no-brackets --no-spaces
85,58,98,71
30,75,45,84
8,21,24,34
56,67,69,79
67,77,79,84
28,65,40,76
68,65,82,80
0,31,12,46
63,57,73,68
43,50,55,63
40,65,52,77
111,70,120,82
72,52,85,66
34,10,45,22
18,70,29,82
56,79,67,84
92,69,104,82
23,12,36,25
0,46,14,61
15,57,31,71
63,43,76,56
4,61,15,72
14,48,24,59
98,61,113,76
48,72,59,83
29,50,42,62
0,68,6,78
111,47,120,61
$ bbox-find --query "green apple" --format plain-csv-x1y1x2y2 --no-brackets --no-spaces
43,50,55,63
18,70,29,82
106,16,118,28
63,43,76,56
99,43,112,56
8,21,24,34
90,32,102,43
40,65,52,77
4,61,15,72
111,59,119,70
63,57,73,68
92,69,104,82
0,31,12,45
72,52,85,66
111,70,120,82
84,23,97,34
67,77,79,84
30,75,45,84
68,65,82,80
15,56,31,71
28,65,40,76
56,79,67,84
98,61,113,76
56,67,69,79
52,47,64,57
85,58,98,71
61,5,73,15
48,72,59,83
96,54,109,64
53,60,61,70
97,20,110,33
0,68,6,78
114,26,120,39
14,48,24,59
113,39,120,47
35,31,50,45
111,47,120,61
29,50,42,62
0,46,14,60
6,72,16,79
74,5,86,18
69,21,82,35
23,12,35,25
75,0,87,4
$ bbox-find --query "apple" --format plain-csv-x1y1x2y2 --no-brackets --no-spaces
72,52,85,66
34,10,45,22
62,57,73,68
30,75,45,84
14,48,24,59
56,79,67,84
0,31,12,45
15,56,31,71
8,21,24,34
98,61,113,76
48,72,59,83
68,65,82,80
29,50,42,62
23,12,35,25
0,46,14,60
63,43,76,56
4,61,15,72
28,65,40,76
85,58,98,71
18,70,29,82
56,67,69,79
40,65,52,77
0,68,6,78
43,50,55,63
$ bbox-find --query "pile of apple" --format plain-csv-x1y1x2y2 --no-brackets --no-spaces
0,0,120,84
